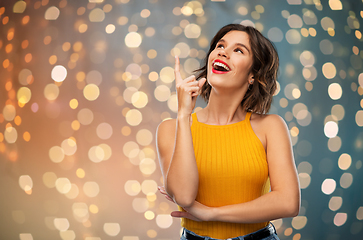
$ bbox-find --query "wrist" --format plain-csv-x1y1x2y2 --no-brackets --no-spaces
177,113,191,121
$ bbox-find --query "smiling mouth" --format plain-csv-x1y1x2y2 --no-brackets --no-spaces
212,60,230,72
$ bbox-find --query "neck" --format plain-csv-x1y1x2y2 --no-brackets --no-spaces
203,88,248,125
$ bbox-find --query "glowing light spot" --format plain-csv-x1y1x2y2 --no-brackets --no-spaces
65,184,80,199
154,85,170,102
328,83,342,100
69,99,78,109
89,8,105,22
4,127,17,143
77,108,94,125
126,109,142,126
324,121,338,138
88,146,104,163
83,182,100,197
132,198,149,213
340,173,353,189
19,233,33,240
124,180,141,196
298,173,311,189
145,211,155,220
125,32,142,48
356,110,363,127
13,1,27,13
18,69,33,85
123,141,139,158
3,104,16,121
156,214,173,229
288,14,303,28
104,223,121,237
45,6,60,20
44,84,59,101
357,207,363,220
49,146,65,163
184,23,201,38
23,131,31,142
300,51,315,67
136,129,153,146
54,218,70,231
331,104,344,121
76,168,85,178
329,0,343,10
132,91,148,108
72,202,89,220
267,27,283,42
285,29,301,44
61,138,77,156
96,122,113,140
55,178,72,194
139,158,156,175
328,136,341,152
141,180,158,195
19,175,33,192
83,84,100,101
105,24,116,34
329,196,343,211
334,213,347,226
17,87,32,104
338,153,352,170
43,172,57,188
320,39,334,55
89,204,98,214
168,94,178,113
322,178,336,195
321,17,335,31
291,216,307,230
160,66,175,83
51,65,67,82
59,230,75,240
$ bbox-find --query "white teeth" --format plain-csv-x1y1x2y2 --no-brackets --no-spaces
213,61,230,71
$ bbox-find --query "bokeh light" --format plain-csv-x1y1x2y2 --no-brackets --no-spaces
1,1,362,239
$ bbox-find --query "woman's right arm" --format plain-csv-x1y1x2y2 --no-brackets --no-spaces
156,56,206,208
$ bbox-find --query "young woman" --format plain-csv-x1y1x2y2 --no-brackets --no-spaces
156,24,300,240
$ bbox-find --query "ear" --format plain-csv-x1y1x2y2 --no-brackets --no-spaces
249,75,254,85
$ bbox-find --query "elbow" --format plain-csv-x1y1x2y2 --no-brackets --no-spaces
284,199,300,218
173,194,196,208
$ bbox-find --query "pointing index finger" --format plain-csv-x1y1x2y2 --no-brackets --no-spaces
174,55,182,85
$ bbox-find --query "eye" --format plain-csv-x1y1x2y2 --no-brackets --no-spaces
235,48,243,54
216,43,224,49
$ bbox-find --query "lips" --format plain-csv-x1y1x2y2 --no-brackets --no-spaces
212,59,231,74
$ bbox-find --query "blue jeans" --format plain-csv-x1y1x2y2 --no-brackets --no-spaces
180,223,280,240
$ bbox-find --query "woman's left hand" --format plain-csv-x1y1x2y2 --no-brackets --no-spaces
158,186,214,222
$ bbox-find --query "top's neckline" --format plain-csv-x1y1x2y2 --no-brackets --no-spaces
192,112,251,128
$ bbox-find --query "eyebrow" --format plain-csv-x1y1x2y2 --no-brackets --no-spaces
218,39,251,54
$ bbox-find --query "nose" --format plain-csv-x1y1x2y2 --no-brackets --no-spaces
217,48,229,58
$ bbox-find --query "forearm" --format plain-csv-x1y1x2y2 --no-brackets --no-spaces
166,115,199,207
211,191,300,223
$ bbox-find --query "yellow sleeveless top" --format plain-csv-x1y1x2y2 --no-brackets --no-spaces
178,112,270,239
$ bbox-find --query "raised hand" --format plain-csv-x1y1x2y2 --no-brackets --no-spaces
174,56,206,117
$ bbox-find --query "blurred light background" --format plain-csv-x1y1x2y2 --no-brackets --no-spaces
0,0,362,239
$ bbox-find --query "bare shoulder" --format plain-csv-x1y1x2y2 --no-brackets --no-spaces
156,119,176,144
251,113,287,132
157,118,176,134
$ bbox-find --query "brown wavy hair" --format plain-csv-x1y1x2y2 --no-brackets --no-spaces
196,23,279,114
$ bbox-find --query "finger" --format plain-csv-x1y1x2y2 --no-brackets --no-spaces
174,56,182,85
165,195,174,202
198,78,207,88
183,75,196,83
170,211,188,218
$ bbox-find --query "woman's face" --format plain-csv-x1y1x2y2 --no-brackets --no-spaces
207,30,254,91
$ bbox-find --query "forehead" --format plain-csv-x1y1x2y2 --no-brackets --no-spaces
218,30,251,47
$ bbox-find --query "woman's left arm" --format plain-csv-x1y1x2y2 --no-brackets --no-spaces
164,114,300,223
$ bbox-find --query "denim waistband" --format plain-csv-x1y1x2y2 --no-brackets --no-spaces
182,223,277,240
